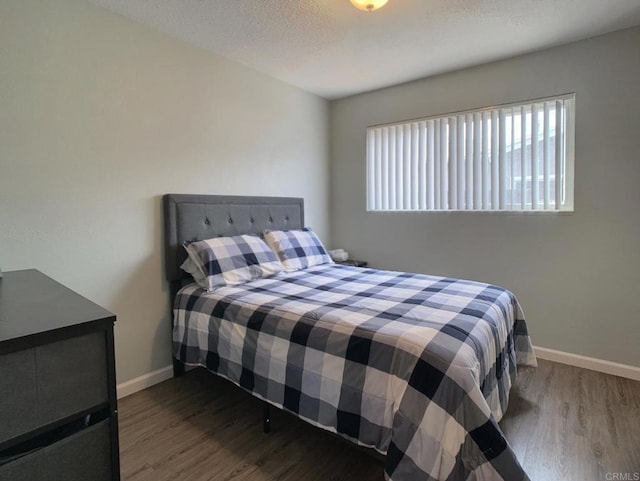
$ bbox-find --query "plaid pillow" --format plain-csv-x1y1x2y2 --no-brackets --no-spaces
263,228,333,272
181,235,283,291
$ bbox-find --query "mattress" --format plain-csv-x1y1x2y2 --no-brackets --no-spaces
173,264,536,481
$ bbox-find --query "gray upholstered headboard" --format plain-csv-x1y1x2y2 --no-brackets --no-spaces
163,194,304,283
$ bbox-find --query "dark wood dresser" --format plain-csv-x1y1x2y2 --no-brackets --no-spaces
0,269,120,481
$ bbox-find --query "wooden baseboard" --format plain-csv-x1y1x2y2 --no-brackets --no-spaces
534,346,640,381
116,365,174,399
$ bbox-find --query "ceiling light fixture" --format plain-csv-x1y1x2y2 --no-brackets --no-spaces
350,0,389,12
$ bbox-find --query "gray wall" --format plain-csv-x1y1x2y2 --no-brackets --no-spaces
0,0,330,383
330,27,640,368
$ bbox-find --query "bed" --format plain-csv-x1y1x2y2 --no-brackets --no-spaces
163,194,537,481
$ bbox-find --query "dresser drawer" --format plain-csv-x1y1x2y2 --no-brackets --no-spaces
0,331,109,445
0,419,112,481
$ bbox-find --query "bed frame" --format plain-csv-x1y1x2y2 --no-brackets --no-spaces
163,194,305,431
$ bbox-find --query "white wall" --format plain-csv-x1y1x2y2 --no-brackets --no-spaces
0,0,330,383
330,27,640,368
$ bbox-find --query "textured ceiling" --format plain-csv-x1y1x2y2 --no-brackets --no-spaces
89,0,640,99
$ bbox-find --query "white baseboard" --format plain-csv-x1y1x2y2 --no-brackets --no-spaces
535,346,640,382
116,365,174,399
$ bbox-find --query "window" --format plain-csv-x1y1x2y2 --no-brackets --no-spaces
366,94,575,212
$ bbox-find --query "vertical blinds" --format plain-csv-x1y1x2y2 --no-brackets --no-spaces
366,95,575,212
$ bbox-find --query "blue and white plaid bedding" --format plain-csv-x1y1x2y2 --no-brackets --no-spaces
264,228,334,272
182,234,283,291
173,264,537,481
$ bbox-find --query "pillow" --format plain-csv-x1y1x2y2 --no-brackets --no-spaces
181,234,283,291
263,228,334,272
179,256,207,287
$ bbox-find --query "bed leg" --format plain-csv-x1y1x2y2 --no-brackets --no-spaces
263,402,271,434
173,357,185,377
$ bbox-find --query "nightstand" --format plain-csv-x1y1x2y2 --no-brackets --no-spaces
336,259,368,268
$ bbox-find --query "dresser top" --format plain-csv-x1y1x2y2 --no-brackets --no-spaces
0,269,115,343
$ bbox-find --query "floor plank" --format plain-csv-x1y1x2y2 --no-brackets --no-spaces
499,360,640,481
119,360,640,481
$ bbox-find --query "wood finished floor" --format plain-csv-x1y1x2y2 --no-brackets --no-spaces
119,360,640,481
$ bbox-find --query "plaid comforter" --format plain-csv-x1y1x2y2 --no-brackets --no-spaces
173,264,537,481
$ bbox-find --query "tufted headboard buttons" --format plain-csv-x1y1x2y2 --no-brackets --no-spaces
163,194,304,282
